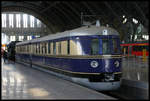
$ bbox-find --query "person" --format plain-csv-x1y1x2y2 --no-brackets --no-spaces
3,50,8,63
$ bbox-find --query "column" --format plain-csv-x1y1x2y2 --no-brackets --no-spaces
27,15,30,28
24,35,27,41
34,18,37,28
6,14,9,28
13,13,16,28
20,13,23,28
16,34,19,41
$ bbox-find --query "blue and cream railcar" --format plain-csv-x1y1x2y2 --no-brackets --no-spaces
15,25,122,90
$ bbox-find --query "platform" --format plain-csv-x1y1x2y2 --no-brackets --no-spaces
122,57,148,82
1,58,115,99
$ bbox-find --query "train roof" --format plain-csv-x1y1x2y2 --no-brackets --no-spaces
16,25,119,46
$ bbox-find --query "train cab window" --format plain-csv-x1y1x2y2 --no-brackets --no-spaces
91,39,99,55
102,39,110,54
53,42,56,55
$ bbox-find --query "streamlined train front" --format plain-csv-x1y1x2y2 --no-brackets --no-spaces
70,27,122,90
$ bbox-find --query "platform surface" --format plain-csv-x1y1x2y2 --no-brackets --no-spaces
122,57,148,82
1,58,115,99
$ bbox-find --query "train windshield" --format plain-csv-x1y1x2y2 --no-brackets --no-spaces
112,39,120,54
91,38,121,55
102,39,110,54
102,38,121,55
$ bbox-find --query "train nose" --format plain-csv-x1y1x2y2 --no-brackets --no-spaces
104,59,110,72
103,59,121,72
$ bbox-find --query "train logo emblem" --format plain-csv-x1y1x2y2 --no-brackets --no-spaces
90,61,99,68
114,61,119,67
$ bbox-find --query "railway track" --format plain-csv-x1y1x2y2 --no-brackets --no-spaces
98,90,129,100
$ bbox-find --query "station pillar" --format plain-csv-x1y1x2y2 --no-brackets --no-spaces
142,49,147,62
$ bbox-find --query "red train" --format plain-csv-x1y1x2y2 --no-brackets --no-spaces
121,42,149,56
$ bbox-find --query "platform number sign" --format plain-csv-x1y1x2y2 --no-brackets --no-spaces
91,61,99,68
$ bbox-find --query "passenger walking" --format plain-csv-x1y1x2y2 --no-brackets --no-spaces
3,50,8,63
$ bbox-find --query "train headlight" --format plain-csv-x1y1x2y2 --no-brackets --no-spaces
90,61,99,68
114,61,119,67
104,74,114,81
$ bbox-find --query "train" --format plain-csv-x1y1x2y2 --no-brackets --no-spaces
6,41,20,61
121,41,149,57
15,25,122,91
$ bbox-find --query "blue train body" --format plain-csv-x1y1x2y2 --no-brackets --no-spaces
15,26,122,90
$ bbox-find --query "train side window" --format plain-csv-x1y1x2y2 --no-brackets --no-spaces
30,44,32,53
37,43,39,54
42,43,44,54
27,45,28,53
91,39,99,55
33,44,35,54
31,44,33,54
22,46,23,53
51,42,53,55
48,42,51,54
35,43,37,54
58,42,61,55
40,43,42,54
53,42,56,55
45,42,47,54
28,45,29,53
67,40,70,55
70,40,78,55
41,43,43,54
38,43,40,54
61,41,67,55
29,45,30,53
36,43,38,54
56,42,59,55
29,44,30,53
23,45,25,53
36,43,39,54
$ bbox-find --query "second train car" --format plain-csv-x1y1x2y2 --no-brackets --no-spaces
15,25,122,91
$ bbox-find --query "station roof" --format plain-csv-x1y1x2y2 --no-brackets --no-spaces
2,1,149,35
